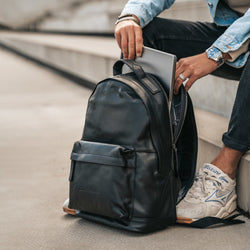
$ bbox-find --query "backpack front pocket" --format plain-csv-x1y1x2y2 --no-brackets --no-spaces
68,140,136,220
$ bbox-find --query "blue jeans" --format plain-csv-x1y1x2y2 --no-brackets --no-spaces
143,18,250,152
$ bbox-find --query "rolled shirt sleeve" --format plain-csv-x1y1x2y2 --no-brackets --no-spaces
227,39,250,62
212,8,250,68
120,0,175,28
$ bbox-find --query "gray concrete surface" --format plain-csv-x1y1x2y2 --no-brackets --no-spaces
0,48,249,250
0,32,238,118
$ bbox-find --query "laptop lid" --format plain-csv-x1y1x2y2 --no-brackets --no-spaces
136,46,177,109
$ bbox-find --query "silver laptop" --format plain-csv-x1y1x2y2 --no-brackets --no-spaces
123,46,177,110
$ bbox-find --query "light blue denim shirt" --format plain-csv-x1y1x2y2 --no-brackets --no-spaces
121,0,250,68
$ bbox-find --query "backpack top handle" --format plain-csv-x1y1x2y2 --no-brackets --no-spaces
113,59,162,95
113,59,146,80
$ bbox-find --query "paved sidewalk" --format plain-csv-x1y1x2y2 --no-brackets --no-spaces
0,49,249,250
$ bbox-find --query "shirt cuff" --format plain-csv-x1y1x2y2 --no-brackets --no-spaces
212,34,250,68
227,39,250,62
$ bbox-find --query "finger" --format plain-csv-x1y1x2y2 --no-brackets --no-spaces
135,27,143,57
128,28,135,60
121,29,128,59
184,76,196,92
174,70,191,95
175,59,184,71
175,64,185,82
176,60,183,70
175,59,187,80
174,77,184,95
115,29,122,49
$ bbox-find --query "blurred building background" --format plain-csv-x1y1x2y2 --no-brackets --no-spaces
0,0,210,33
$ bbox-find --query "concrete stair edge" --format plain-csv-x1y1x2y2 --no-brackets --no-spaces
0,36,117,84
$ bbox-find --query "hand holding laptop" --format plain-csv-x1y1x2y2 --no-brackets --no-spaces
123,46,177,109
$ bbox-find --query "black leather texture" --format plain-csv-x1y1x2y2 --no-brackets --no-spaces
68,59,198,233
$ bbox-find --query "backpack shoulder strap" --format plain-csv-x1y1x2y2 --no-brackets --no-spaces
177,213,245,228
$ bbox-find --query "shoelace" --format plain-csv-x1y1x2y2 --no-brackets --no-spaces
187,171,225,201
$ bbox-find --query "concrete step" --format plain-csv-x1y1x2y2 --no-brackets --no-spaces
0,31,241,125
0,32,248,213
0,31,238,118
0,32,119,84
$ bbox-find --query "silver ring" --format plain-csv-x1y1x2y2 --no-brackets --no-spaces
178,73,186,81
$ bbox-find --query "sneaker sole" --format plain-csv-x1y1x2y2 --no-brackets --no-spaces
177,194,237,224
176,216,194,224
63,206,77,216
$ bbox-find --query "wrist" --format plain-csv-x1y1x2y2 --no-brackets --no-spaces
131,15,140,24
115,14,140,26
206,46,225,67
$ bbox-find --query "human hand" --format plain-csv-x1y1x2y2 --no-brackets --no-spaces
174,52,218,94
114,17,143,60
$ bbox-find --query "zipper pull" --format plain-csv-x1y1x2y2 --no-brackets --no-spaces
120,148,134,158
120,148,135,167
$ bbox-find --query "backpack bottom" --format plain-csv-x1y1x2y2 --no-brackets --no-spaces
63,205,176,233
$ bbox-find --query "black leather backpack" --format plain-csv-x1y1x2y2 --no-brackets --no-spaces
67,59,198,233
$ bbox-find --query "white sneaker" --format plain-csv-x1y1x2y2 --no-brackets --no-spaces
177,163,237,223
62,198,80,215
